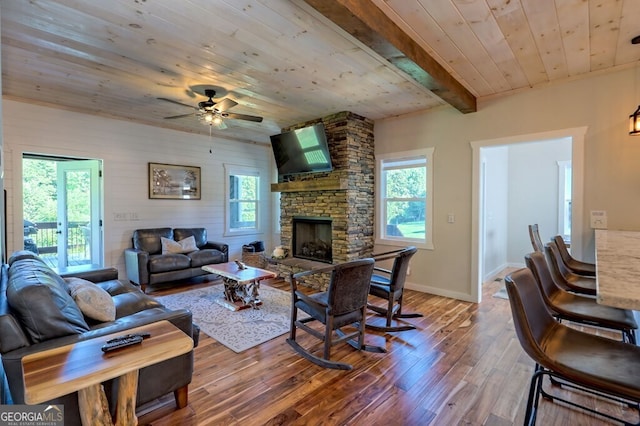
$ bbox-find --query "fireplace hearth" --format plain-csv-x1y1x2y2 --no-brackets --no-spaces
292,217,332,263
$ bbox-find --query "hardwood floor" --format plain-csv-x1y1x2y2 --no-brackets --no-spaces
136,275,635,425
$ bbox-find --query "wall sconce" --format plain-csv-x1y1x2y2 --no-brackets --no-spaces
630,106,640,136
630,37,640,135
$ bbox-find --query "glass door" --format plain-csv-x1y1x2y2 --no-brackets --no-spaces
56,160,102,270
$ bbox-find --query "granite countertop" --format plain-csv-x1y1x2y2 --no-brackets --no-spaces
595,229,640,310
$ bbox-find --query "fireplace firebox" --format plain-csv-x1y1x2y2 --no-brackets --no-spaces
292,217,332,263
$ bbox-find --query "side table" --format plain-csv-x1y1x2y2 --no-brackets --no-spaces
22,320,193,426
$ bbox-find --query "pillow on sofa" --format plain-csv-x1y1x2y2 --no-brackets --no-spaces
161,236,199,254
65,277,116,322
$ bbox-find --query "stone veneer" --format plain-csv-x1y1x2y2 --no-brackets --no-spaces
272,111,374,290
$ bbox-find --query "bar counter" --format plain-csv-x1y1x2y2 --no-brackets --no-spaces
595,229,640,311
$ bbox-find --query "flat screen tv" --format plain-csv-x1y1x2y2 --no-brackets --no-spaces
269,123,333,177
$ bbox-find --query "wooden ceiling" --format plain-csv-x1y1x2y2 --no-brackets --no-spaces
2,0,640,144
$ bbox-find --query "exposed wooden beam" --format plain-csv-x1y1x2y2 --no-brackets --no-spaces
303,0,477,113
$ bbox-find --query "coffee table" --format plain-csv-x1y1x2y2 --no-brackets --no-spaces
202,262,277,311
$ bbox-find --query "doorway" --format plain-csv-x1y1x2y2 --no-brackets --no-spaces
22,155,103,271
470,127,587,303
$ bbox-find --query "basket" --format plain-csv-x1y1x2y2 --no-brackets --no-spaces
242,251,267,268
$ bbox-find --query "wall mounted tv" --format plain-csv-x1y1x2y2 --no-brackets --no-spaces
269,123,333,177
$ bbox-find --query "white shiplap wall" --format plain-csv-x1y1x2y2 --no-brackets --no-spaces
3,99,275,278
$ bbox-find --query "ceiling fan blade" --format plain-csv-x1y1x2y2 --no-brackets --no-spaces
157,97,196,109
164,113,194,119
214,98,238,112
224,112,263,122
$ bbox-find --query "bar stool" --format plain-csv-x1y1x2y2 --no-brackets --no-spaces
526,251,637,344
552,235,596,277
528,224,544,252
505,268,640,425
544,241,597,296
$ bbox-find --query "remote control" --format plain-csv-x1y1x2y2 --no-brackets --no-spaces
235,260,247,270
105,332,150,344
102,334,144,352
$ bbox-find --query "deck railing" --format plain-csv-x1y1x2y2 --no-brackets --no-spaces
28,221,90,256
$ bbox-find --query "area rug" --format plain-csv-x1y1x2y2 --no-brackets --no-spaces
155,284,300,353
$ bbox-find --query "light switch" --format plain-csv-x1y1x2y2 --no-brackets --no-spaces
590,210,607,229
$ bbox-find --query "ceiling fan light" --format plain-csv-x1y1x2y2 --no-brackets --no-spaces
203,113,214,123
212,115,223,125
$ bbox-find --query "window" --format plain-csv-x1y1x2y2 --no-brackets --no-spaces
377,148,433,249
225,165,260,235
557,160,571,240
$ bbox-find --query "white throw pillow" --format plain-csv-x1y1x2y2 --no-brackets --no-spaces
64,277,116,322
161,236,199,254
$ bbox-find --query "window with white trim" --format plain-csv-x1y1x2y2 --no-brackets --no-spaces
557,160,571,240
377,148,433,249
225,165,260,235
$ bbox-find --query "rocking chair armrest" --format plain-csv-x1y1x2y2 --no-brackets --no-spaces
291,264,338,280
371,248,405,261
289,264,337,292
373,266,392,275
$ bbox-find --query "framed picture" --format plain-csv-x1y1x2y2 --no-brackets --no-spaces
149,162,201,200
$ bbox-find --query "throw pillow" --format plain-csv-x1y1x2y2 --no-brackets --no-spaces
65,277,116,322
161,236,199,254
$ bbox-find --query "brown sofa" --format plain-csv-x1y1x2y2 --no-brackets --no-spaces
124,227,228,292
0,251,199,426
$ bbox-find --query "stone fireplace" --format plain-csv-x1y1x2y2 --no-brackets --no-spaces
292,216,333,263
270,111,375,290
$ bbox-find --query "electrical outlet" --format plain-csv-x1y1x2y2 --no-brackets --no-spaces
447,214,455,223
590,210,607,229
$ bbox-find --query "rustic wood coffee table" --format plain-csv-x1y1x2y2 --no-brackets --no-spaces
202,262,277,311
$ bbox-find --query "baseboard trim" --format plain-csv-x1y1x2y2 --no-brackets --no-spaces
405,281,475,303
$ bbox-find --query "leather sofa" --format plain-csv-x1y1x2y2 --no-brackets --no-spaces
0,251,199,426
125,227,228,293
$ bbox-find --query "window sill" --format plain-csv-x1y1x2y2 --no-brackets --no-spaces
375,238,433,250
224,229,263,238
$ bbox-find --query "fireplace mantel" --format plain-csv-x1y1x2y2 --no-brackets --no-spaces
270,176,348,193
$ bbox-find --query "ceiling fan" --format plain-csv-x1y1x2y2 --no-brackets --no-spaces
158,89,263,129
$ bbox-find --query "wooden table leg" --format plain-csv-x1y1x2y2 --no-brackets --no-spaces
77,384,113,426
115,370,139,426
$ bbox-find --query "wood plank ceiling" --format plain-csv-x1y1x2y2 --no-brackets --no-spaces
2,0,640,144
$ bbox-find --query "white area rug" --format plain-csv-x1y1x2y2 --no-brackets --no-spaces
155,284,299,353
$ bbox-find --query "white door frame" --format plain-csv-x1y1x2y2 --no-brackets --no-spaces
470,127,587,303
20,154,104,269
